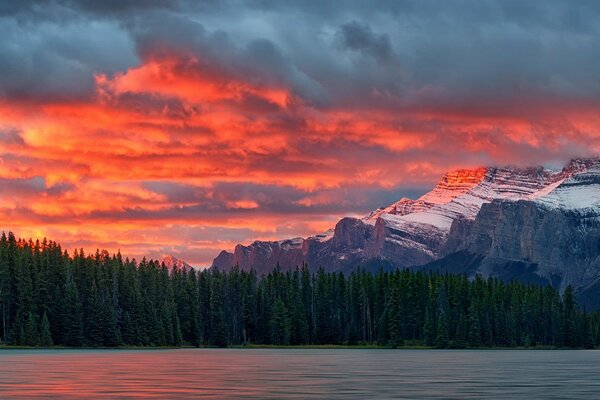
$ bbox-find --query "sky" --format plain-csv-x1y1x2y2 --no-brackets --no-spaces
1,0,599,266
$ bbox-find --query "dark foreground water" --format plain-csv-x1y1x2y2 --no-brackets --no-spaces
0,348,599,399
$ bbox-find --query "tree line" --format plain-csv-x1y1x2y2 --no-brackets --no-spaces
0,231,597,348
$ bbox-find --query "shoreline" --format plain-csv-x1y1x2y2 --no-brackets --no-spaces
0,344,584,351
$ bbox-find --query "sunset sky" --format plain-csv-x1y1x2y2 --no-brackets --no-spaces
1,0,599,266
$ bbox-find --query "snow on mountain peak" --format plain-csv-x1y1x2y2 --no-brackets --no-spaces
534,158,600,210
366,167,488,221
369,159,599,233
564,157,600,174
211,157,600,275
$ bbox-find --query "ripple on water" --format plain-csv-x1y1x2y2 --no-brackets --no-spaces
0,349,599,399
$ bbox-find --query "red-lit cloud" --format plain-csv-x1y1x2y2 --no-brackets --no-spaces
1,1,599,265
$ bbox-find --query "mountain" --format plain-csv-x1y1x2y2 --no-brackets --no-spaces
425,158,600,308
211,158,600,305
160,254,194,272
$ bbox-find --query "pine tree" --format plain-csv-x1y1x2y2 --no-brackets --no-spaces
423,307,436,346
63,277,84,346
24,312,38,346
39,312,53,347
290,290,309,345
270,298,291,345
103,306,122,347
436,283,449,348
583,312,594,349
173,312,183,347
1,229,600,350
210,274,227,347
455,313,468,348
562,286,577,347
387,286,403,348
121,311,136,345
467,302,482,347
436,313,449,348
0,234,10,343
86,281,104,346
12,249,35,344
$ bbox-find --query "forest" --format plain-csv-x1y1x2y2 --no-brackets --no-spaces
0,231,597,349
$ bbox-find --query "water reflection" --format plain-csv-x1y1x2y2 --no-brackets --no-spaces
0,349,599,398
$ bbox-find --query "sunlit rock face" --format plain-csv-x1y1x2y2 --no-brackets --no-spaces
429,159,600,307
212,158,600,304
438,199,600,279
160,254,194,272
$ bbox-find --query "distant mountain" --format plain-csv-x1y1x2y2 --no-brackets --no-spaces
212,158,600,306
426,158,600,308
160,254,194,272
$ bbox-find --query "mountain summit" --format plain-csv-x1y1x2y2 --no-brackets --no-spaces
160,254,193,272
212,158,600,306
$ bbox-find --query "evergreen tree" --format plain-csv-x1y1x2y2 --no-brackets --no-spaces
210,273,227,347
103,305,122,347
467,302,482,347
387,286,403,348
270,298,291,345
0,230,599,349
121,311,136,345
0,233,10,343
455,313,468,348
63,277,84,346
423,307,436,346
39,312,53,347
583,312,594,349
24,312,38,346
290,289,309,345
173,312,183,346
562,286,577,347
436,283,449,348
436,313,449,348
86,281,104,346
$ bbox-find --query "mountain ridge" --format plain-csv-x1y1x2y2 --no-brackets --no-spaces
211,157,600,306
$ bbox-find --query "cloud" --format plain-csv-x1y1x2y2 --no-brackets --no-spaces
0,128,25,145
3,0,600,108
0,0,599,264
0,5,137,100
336,20,395,63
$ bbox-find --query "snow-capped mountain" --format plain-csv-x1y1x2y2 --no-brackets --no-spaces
212,158,600,307
362,160,600,265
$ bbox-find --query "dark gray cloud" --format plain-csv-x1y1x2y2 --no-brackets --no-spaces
179,0,600,111
0,10,137,100
140,180,429,221
336,20,395,63
1,0,599,109
0,176,74,196
112,92,199,119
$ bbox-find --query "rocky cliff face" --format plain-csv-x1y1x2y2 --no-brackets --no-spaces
426,159,600,307
212,218,378,274
438,200,600,289
211,158,600,299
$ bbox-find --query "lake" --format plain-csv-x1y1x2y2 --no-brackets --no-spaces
0,348,598,398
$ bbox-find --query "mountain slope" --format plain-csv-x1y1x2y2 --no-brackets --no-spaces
160,254,194,272
211,158,600,299
426,160,600,307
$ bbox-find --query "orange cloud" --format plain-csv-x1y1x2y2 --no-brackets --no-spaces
1,53,598,265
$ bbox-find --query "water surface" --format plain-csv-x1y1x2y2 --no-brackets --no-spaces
0,348,598,398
